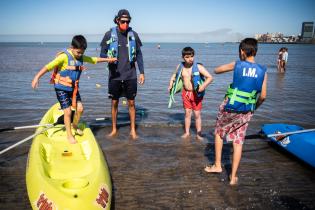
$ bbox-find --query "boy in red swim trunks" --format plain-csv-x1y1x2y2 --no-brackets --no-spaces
168,47,213,140
204,38,267,185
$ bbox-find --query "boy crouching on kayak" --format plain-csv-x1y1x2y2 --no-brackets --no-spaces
204,38,267,185
168,47,213,140
32,35,116,144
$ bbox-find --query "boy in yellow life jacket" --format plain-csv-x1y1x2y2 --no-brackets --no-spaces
32,35,117,144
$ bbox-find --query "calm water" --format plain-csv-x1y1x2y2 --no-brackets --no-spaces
0,42,315,210
0,42,315,127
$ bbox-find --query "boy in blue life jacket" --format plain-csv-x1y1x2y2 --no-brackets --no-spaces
204,38,267,185
32,35,117,144
168,47,213,140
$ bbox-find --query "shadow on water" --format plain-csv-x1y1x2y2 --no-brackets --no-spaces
267,141,315,171
168,113,184,125
272,195,312,210
90,106,149,130
246,132,315,170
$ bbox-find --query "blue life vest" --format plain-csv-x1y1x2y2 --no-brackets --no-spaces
224,60,266,112
53,50,84,92
106,27,137,63
191,61,205,98
175,61,205,97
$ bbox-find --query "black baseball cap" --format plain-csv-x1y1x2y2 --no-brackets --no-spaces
117,9,131,19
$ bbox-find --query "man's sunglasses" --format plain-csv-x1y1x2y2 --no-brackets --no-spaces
119,20,130,24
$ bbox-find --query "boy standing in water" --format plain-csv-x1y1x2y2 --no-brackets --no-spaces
168,47,213,140
204,38,267,185
32,35,116,144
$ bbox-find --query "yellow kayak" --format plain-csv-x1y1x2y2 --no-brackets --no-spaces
26,103,111,210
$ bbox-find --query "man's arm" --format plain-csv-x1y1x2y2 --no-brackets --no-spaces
134,31,145,84
214,61,236,74
99,32,110,58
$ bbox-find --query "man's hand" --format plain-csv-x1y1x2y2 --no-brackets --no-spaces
138,74,145,85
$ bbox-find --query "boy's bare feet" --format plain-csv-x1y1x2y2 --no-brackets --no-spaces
229,175,238,186
130,131,138,140
107,130,118,138
67,136,77,144
181,133,190,139
204,165,223,173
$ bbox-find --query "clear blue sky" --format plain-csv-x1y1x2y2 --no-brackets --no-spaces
0,0,314,42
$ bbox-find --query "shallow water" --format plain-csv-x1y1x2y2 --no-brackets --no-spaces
0,42,315,209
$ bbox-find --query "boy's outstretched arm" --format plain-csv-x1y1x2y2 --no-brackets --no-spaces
256,73,268,110
32,66,49,89
197,65,213,92
96,57,117,63
214,61,235,74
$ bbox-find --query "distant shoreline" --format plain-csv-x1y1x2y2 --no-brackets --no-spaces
258,42,315,45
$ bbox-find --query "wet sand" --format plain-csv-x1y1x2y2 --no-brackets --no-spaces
0,124,314,210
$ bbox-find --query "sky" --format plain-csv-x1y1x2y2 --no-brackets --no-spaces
0,0,314,42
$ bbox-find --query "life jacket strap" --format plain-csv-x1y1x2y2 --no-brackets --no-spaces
71,80,79,109
226,85,257,105
65,65,85,71
50,67,59,84
54,74,73,87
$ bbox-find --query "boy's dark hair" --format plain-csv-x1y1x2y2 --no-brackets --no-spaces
239,38,258,57
71,35,87,50
182,47,195,57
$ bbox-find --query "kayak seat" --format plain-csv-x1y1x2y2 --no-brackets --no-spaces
41,141,94,180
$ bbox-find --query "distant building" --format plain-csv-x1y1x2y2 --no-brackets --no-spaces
301,22,314,40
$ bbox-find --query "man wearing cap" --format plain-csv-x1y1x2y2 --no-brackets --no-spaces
100,9,144,139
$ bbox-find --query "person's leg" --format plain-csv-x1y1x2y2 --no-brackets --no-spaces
108,99,119,137
64,107,77,144
277,59,281,71
72,101,84,135
108,80,121,137
55,89,76,143
230,142,243,185
204,133,223,172
194,110,203,140
182,108,192,138
128,99,138,139
125,79,138,139
280,60,284,73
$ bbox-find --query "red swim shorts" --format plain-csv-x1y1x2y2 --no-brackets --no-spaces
182,89,203,111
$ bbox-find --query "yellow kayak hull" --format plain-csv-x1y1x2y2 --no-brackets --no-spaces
26,103,111,210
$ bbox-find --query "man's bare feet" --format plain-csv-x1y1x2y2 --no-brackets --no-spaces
67,135,77,144
181,133,190,139
229,175,238,186
204,165,223,173
107,130,118,138
130,131,138,140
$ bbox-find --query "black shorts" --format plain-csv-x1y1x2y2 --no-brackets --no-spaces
108,79,137,100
